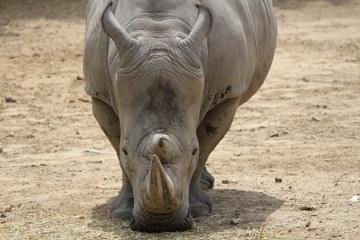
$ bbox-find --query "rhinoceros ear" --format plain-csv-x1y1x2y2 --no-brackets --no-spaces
180,5,212,53
101,1,134,51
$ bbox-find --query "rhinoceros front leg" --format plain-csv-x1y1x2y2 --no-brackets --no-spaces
92,97,134,220
200,165,215,190
190,98,239,217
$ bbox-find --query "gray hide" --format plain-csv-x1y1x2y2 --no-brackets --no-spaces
83,0,277,232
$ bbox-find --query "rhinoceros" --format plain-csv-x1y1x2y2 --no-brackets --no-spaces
83,0,277,232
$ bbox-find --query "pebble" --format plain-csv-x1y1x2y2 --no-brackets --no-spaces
230,218,241,225
275,177,283,183
350,196,359,202
7,133,15,137
5,96,16,103
282,130,290,135
82,149,104,154
121,223,130,228
269,130,279,137
299,206,316,211
316,104,328,109
312,116,320,122
307,227,317,231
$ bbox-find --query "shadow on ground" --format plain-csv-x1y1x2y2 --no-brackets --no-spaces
273,0,353,9
88,188,284,238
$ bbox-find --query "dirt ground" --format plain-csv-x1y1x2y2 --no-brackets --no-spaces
1,0,359,239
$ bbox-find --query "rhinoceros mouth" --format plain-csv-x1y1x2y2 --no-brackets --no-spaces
130,206,193,232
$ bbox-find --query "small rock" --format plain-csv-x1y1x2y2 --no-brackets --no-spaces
302,77,310,82
0,147,3,153
121,223,130,228
4,205,14,212
82,149,104,154
222,180,230,184
230,218,241,225
282,130,290,135
315,104,327,109
275,177,282,183
76,76,85,81
350,196,359,202
312,116,320,122
0,213,6,218
307,227,317,231
7,133,15,137
5,96,16,103
299,206,316,211
305,221,311,227
269,131,279,137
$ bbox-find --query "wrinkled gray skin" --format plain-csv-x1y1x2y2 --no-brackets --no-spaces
83,0,277,232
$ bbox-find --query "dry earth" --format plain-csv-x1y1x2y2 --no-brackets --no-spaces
1,0,359,239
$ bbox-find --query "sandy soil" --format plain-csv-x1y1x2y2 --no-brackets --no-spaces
1,0,359,239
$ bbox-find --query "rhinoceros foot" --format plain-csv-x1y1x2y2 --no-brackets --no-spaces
200,167,215,190
108,189,134,221
189,185,212,217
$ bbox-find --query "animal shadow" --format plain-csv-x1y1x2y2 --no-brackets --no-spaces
88,188,284,237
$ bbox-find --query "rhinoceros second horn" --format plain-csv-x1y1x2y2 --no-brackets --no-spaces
179,5,212,52
101,2,135,51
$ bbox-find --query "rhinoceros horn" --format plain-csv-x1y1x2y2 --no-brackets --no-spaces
144,155,178,212
101,2,138,51
179,5,212,53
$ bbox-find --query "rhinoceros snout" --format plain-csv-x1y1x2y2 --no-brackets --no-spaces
130,207,193,232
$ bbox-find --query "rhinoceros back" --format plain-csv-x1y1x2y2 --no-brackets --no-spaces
83,0,118,114
201,0,277,113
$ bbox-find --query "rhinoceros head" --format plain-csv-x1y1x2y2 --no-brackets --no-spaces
101,2,212,232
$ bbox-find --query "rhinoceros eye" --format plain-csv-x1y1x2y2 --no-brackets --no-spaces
121,139,129,156
192,148,198,156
